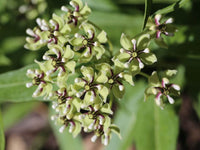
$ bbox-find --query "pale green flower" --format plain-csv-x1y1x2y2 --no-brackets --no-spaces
70,22,108,62
40,44,76,78
145,71,180,108
113,33,157,74
61,0,91,26
26,69,52,98
96,63,134,99
72,66,109,106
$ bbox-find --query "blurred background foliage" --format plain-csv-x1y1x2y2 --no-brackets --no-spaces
0,0,200,150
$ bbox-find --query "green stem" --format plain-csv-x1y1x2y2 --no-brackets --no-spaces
139,72,150,78
109,93,114,107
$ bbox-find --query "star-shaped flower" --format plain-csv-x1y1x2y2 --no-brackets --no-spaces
113,33,157,74
145,71,180,108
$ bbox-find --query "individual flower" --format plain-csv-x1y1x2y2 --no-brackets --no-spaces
145,71,180,108
113,33,157,74
154,14,176,38
70,22,108,62
61,0,91,26
72,66,109,107
95,63,134,99
147,14,177,39
91,124,121,146
26,69,52,98
24,27,50,50
39,44,76,79
53,114,82,137
35,16,69,45
80,104,113,132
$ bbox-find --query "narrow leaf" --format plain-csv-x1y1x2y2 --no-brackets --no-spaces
143,0,152,30
133,97,179,150
0,109,5,150
154,0,190,15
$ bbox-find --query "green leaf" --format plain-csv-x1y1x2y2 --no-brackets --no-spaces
49,106,83,150
2,102,38,130
133,98,179,150
0,109,5,150
154,0,190,15
0,64,47,103
106,81,146,150
143,0,152,30
0,54,11,66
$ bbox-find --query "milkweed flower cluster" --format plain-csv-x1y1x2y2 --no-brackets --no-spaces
25,0,180,145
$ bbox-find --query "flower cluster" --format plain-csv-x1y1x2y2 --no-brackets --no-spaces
25,0,180,146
